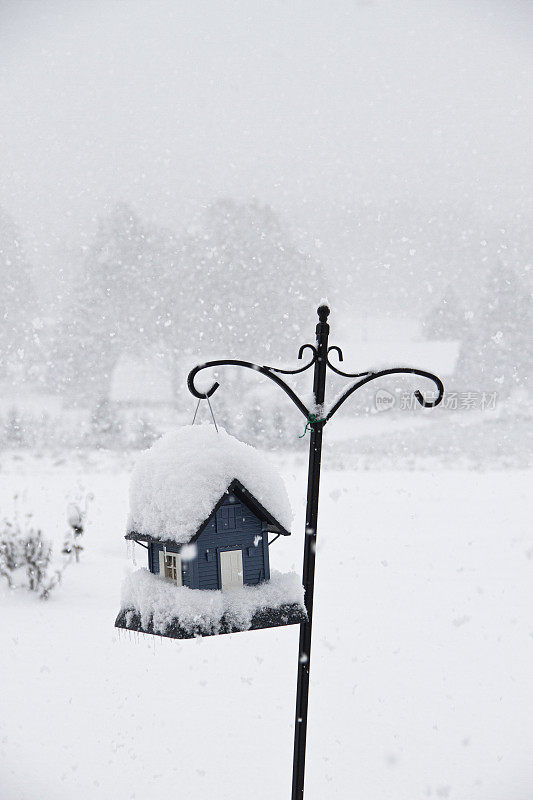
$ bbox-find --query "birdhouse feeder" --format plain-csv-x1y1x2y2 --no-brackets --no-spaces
114,424,307,639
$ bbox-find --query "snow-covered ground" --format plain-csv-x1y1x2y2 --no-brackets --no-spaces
1,453,532,800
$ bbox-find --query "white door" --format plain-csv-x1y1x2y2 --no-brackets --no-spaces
220,549,244,591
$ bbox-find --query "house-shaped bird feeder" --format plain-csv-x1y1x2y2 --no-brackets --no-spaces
115,425,306,639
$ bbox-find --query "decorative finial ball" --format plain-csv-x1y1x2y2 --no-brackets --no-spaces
317,302,330,322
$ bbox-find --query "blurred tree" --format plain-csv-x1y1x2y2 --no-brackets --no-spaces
89,398,123,448
55,203,181,400
52,199,325,407
4,408,26,448
177,199,324,362
456,263,533,397
421,285,469,340
0,208,36,378
130,414,159,450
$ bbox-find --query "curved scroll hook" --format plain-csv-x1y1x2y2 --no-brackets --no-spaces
298,343,317,361
326,367,444,421
327,345,343,361
187,358,312,419
328,344,344,361
326,346,373,380
187,367,219,399
268,344,317,375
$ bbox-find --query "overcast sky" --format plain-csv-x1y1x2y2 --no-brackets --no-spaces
1,0,531,315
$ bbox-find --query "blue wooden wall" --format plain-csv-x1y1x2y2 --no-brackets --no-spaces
148,493,270,589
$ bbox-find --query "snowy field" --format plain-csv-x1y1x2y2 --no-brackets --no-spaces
1,451,532,800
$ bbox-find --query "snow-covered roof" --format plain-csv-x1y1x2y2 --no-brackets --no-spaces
335,316,461,377
333,335,460,378
358,340,461,377
127,425,293,544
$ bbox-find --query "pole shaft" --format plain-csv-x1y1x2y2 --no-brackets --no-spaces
291,305,330,800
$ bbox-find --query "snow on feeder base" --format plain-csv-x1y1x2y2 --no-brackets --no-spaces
115,569,306,639
115,425,305,639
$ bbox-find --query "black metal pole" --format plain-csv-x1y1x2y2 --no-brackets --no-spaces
186,304,443,799
291,303,330,800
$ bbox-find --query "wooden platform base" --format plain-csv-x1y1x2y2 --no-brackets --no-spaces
115,603,307,640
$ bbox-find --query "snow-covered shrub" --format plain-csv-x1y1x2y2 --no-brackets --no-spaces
0,517,51,594
0,523,20,588
0,498,91,599
61,498,91,563
23,530,53,592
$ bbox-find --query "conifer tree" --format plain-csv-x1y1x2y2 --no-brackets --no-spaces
456,263,532,397
0,208,36,377
421,285,469,341
178,199,324,362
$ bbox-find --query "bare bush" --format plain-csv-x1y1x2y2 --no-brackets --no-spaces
0,496,91,599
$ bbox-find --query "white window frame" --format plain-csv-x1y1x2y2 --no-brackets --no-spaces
159,549,183,586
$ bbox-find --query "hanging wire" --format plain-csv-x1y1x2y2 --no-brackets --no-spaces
191,395,219,433
206,394,219,433
191,398,201,425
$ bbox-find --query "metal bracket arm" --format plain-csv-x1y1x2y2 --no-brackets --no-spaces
187,349,443,425
187,348,318,420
